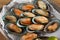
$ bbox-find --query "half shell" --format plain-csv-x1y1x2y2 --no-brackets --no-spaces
13,8,23,17
17,18,32,27
32,16,49,24
44,20,59,33
5,15,17,23
18,3,35,11
26,24,44,33
37,0,47,10
5,23,26,35
32,9,50,17
21,12,36,17
20,33,37,40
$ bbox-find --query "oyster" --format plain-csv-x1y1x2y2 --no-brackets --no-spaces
20,33,37,40
28,24,44,31
13,8,23,17
32,16,49,24
37,0,47,9
7,23,22,33
44,20,59,32
5,15,17,23
34,9,49,17
17,18,32,27
18,3,35,11
21,12,36,17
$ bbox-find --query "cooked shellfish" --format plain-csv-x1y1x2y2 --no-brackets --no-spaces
13,8,23,17
37,0,47,9
22,12,36,17
44,20,59,32
20,33,37,40
28,24,44,31
48,22,58,32
7,23,22,33
5,15,17,23
32,16,49,24
35,9,49,17
21,4,35,11
19,18,32,26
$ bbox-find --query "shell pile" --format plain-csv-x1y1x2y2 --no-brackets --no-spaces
3,0,59,40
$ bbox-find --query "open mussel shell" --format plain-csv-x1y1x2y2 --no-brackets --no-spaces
18,3,35,12
32,9,51,17
26,27,35,33
33,0,48,10
20,12,36,18
32,16,49,25
17,18,32,27
4,15,17,23
26,24,44,33
17,19,25,27
20,32,38,40
10,8,23,18
5,23,26,35
44,20,60,33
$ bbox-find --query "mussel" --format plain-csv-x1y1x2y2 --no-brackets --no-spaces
32,9,50,17
32,16,49,24
37,0,47,10
34,36,49,40
17,18,32,27
5,15,17,23
13,8,23,17
7,23,22,33
21,12,36,17
27,24,44,32
44,20,59,32
18,3,35,11
20,33,37,40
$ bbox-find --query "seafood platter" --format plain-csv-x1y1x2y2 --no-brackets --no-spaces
1,0,60,40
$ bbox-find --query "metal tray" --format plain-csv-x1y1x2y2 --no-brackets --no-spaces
0,0,60,40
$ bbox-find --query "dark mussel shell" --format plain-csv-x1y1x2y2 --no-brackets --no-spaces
32,16,49,25
32,9,51,17
26,24,44,33
5,15,17,23
34,36,49,40
18,3,35,12
5,23,26,35
20,32,38,40
44,20,59,33
17,18,32,27
20,12,36,18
